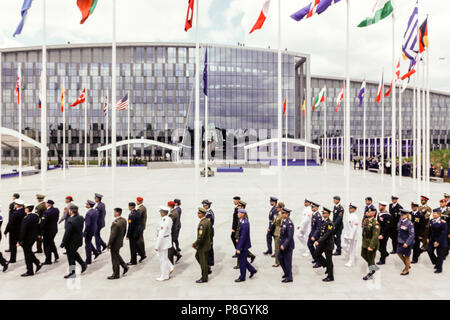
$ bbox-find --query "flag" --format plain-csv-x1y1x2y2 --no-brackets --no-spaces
70,88,86,107
13,0,33,37
418,18,428,54
283,97,287,117
312,87,326,111
185,0,195,32
103,96,108,116
376,73,383,104
385,81,393,97
395,60,401,80
335,82,344,112
302,99,306,118
401,60,417,80
358,80,366,107
358,0,393,27
402,2,418,63
38,73,43,109
290,0,341,22
61,82,65,112
38,98,42,109
116,93,129,110
203,49,208,96
15,66,22,105
77,0,98,24
250,0,270,34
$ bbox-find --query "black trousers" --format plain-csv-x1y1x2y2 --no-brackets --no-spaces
168,245,181,264
0,252,7,266
84,234,98,264
333,226,342,253
278,248,293,281
35,235,43,252
110,247,126,277
315,247,333,278
266,230,273,253
412,236,423,262
231,231,237,248
8,235,19,262
66,246,85,268
307,235,316,260
378,236,389,261
390,229,398,252
137,231,146,254
23,243,40,274
129,237,145,263
428,244,445,272
173,228,181,251
43,233,58,263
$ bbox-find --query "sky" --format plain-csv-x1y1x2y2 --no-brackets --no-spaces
0,0,449,93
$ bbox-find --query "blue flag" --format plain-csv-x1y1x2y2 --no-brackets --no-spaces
203,48,208,96
358,80,366,108
13,0,34,37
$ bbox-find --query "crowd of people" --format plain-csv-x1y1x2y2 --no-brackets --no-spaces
0,192,449,284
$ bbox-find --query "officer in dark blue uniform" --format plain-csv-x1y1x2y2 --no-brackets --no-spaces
19,204,42,277
94,193,107,253
389,195,403,254
396,209,415,275
84,200,100,265
362,197,377,223
411,202,425,263
0,210,8,272
231,196,240,254
332,196,344,256
308,202,322,263
173,198,182,252
427,209,448,273
376,201,392,265
264,196,278,255
4,199,26,263
126,202,145,265
278,208,295,282
202,200,215,271
234,209,257,282
314,207,334,282
41,200,60,264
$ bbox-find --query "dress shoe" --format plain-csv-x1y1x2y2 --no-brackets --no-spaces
270,254,275,258
311,260,316,264
234,278,245,282
282,279,293,283
376,260,385,265
34,250,43,254
434,270,442,273
54,255,60,261
43,261,52,265
282,274,287,278
313,263,321,268
156,277,169,281
196,279,207,283
86,261,92,265
322,276,334,282
263,251,272,255
363,271,375,280
81,263,87,273
208,269,212,275
139,256,147,263
5,249,10,253
64,271,76,279
123,266,129,276
232,254,237,258
411,260,418,264
332,251,341,256
35,263,42,273
94,252,100,260
127,262,137,266
176,254,182,263
176,248,182,252
63,252,67,255
250,256,256,263
249,270,257,279
344,262,353,267
8,260,16,264
107,275,119,280
233,265,239,269
2,263,9,272
21,272,34,277
272,264,280,268
390,250,396,254
400,271,409,276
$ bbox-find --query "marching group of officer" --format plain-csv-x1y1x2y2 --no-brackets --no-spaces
0,191,448,284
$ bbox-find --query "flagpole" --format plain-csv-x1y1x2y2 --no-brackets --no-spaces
205,94,208,181
417,60,421,190
344,0,351,207
381,70,385,180
194,0,200,182
0,52,2,184
18,63,22,184
127,91,130,170
285,94,288,168
399,82,403,183
40,0,47,192
425,21,430,194
111,0,117,189
363,80,367,177
324,86,327,170
412,77,416,184
391,13,396,192
84,89,88,173
304,100,307,171
62,80,66,179
277,0,282,179
421,57,425,191
105,92,109,167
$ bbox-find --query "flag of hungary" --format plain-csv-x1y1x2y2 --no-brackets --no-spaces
358,0,393,28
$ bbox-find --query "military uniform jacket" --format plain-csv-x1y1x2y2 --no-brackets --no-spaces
41,207,59,236
362,204,377,223
138,204,147,231
298,205,312,235
84,208,99,236
419,205,432,221
206,209,215,238
107,217,127,250
343,213,359,241
35,202,46,219
19,213,40,246
193,218,211,252
397,219,415,246
429,218,448,247
309,211,322,239
126,209,142,240
377,212,393,238
61,214,84,250
268,205,278,229
8,202,15,215
362,217,380,250
95,202,106,229
280,218,295,250
236,218,252,251
155,216,173,250
389,203,403,226
317,218,334,251
411,210,426,238
169,209,180,239
332,203,344,228
5,208,26,238
175,206,182,229
272,213,283,237
232,206,239,231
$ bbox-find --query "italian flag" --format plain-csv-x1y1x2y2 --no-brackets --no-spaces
77,0,98,24
358,0,393,28
313,87,326,111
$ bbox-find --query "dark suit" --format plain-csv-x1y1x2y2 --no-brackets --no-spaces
332,204,344,253
168,209,181,264
279,218,295,281
377,212,393,263
107,216,127,277
427,218,448,272
266,205,278,253
127,209,144,263
19,213,41,274
314,218,334,278
173,206,182,251
41,206,59,263
205,209,215,266
0,216,7,267
61,214,85,269
412,210,426,262
231,206,239,249
94,201,107,252
4,207,26,262
388,203,403,252
236,218,256,281
307,211,322,260
84,208,99,264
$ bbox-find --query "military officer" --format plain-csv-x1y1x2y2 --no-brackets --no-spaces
332,196,344,256
94,193,107,253
126,202,145,265
376,201,392,265
396,209,415,275
307,202,322,263
84,200,100,265
192,207,211,283
60,205,87,278
235,208,257,282
155,206,174,281
437,198,450,258
0,207,8,272
202,199,215,271
34,194,46,254
4,199,26,263
136,197,147,254
297,199,312,257
19,204,42,277
9,193,20,216
173,199,182,252
272,202,285,267
362,197,377,223
231,196,240,255
411,202,426,263
107,208,129,280
58,196,74,228
279,208,295,283
233,200,256,269
427,209,448,273
264,196,278,255
168,201,182,264
419,195,432,251
389,195,403,254
41,200,59,264
314,207,334,282
343,203,359,267
361,207,380,280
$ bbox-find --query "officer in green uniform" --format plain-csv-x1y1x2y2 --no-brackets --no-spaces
361,206,381,280
233,200,256,269
419,196,432,251
272,202,284,267
192,207,211,283
34,194,46,254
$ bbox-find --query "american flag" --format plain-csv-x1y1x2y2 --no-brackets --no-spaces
103,96,108,116
116,93,129,111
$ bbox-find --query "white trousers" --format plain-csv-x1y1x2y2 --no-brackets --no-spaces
158,248,173,279
297,231,308,249
343,239,357,265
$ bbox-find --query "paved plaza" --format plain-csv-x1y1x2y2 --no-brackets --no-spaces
0,164,448,300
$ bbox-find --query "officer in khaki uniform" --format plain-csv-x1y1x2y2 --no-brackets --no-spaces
192,207,211,283
361,207,380,280
271,202,284,267
34,194,46,254
419,196,432,250
106,208,129,280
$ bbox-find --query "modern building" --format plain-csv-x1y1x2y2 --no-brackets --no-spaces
0,42,448,164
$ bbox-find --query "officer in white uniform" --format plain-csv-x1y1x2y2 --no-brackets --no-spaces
297,199,312,257
155,206,173,281
343,203,359,267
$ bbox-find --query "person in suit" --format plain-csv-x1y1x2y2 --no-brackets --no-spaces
60,205,87,278
168,201,182,264
136,197,147,254
126,202,145,265
279,208,295,283
308,202,322,263
41,200,60,264
173,199,182,252
314,207,334,282
19,205,42,276
84,200,100,265
58,196,74,228
332,196,344,256
376,201,392,265
4,199,26,263
94,193,107,253
155,206,174,281
193,207,211,283
389,195,403,254
231,196,240,256
427,209,448,273
107,208,129,279
34,194,46,254
264,197,278,255
235,208,257,282
0,207,8,272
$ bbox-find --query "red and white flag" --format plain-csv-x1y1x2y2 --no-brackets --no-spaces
401,60,417,80
15,65,22,104
184,0,194,32
335,82,344,112
395,60,401,80
70,88,86,107
250,0,271,34
385,60,401,97
376,73,384,104
283,96,287,116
